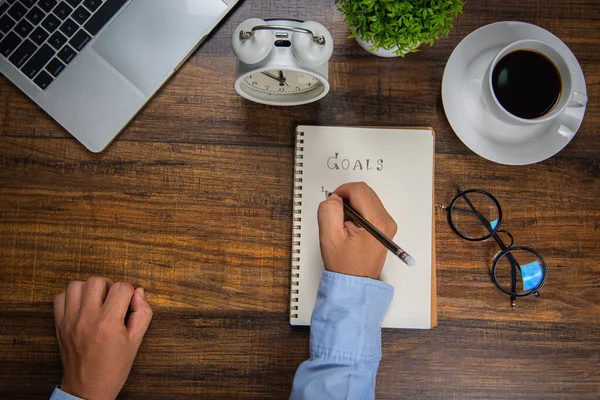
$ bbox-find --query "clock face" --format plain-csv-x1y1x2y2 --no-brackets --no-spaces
242,70,322,95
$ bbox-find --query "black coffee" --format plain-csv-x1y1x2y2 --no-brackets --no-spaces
492,50,562,119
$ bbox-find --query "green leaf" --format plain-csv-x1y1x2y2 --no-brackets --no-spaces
337,0,465,53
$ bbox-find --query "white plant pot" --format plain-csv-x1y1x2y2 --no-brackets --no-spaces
355,36,420,58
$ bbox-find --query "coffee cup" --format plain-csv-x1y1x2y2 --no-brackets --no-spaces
482,39,587,137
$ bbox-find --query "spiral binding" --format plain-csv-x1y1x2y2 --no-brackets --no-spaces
290,130,304,319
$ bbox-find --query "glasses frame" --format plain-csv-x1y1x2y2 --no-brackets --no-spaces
442,187,548,308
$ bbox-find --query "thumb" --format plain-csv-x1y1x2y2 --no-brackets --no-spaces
127,288,153,344
317,193,346,242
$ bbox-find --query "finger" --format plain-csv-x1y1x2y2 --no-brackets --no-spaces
65,281,85,317
334,182,386,216
81,276,113,312
344,219,364,236
334,182,397,236
126,288,153,344
53,292,66,326
317,194,346,241
103,282,135,323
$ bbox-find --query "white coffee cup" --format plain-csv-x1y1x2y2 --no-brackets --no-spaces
482,39,587,137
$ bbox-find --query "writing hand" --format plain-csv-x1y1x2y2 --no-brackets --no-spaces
54,277,153,400
318,182,397,279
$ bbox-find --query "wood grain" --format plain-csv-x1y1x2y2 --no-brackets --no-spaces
0,0,599,399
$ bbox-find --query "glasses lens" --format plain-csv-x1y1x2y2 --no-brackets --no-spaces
493,248,546,295
449,191,500,240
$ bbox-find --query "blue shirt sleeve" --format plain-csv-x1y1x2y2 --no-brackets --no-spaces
50,387,82,400
290,270,394,400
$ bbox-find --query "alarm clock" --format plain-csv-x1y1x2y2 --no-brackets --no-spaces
232,18,334,106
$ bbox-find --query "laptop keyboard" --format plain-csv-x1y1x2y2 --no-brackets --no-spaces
0,0,127,90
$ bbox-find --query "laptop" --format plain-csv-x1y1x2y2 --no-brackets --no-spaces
0,0,239,152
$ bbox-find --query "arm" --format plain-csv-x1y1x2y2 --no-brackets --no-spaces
290,271,393,400
291,182,398,400
51,277,153,400
50,387,82,400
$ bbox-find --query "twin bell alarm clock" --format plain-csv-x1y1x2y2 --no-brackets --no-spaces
232,18,334,106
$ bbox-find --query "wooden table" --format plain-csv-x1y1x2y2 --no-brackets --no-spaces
1,1,598,398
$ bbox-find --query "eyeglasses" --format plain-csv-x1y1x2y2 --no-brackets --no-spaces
440,187,547,308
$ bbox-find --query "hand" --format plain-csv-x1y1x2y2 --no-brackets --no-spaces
261,71,290,87
53,277,153,400
318,182,397,279
261,71,282,82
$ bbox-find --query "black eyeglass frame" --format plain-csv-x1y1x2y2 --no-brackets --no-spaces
443,187,548,307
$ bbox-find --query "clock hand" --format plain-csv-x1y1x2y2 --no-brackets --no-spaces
261,71,282,82
278,70,290,87
262,71,290,87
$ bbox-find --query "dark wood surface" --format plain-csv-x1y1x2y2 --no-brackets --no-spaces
1,0,599,398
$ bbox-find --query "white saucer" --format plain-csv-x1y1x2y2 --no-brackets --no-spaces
442,22,587,165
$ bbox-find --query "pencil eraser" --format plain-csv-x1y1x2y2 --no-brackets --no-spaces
405,256,416,267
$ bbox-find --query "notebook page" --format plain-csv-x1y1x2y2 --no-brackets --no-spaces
292,126,434,329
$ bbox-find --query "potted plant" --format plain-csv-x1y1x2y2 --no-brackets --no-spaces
336,0,465,57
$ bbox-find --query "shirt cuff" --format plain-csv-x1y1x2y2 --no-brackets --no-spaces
50,387,83,400
310,270,394,363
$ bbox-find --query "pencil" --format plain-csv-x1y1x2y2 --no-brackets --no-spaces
326,191,416,266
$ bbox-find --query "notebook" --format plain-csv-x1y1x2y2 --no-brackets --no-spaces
290,126,437,329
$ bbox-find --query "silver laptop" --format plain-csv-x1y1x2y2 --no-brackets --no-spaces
0,0,238,152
